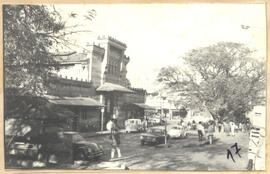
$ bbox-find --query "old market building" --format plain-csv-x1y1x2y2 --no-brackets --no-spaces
47,36,152,131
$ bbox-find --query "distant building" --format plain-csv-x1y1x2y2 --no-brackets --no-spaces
145,95,179,119
48,36,150,131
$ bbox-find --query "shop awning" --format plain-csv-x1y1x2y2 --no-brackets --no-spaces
96,82,133,93
133,103,156,110
47,96,104,107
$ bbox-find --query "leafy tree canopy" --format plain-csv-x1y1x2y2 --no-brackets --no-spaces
4,5,63,96
4,5,95,117
4,5,95,96
157,42,265,122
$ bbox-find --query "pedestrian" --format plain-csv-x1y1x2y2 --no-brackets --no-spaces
230,122,236,136
187,122,191,130
110,126,122,160
224,121,231,136
142,118,148,131
218,121,222,133
207,121,215,144
192,120,196,130
197,121,205,141
106,118,116,131
239,123,243,132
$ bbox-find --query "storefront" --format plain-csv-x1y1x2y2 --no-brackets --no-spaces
96,82,134,129
47,95,104,132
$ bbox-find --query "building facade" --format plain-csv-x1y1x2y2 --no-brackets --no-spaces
48,36,148,131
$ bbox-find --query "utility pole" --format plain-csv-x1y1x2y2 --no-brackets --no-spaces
161,96,167,145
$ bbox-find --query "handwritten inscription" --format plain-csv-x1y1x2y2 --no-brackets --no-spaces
227,143,241,163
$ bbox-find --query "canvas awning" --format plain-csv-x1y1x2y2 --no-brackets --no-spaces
47,96,104,107
96,82,133,93
133,103,155,110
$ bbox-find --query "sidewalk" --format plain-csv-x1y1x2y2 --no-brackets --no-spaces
81,129,126,138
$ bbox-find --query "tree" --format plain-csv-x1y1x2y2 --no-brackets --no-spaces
4,5,95,98
157,42,265,122
3,5,94,151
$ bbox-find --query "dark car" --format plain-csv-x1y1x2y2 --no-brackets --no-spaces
140,128,166,145
51,131,105,161
8,131,104,162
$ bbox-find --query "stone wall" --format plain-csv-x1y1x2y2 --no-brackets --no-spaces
48,76,96,98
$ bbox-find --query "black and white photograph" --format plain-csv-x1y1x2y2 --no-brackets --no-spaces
3,3,266,171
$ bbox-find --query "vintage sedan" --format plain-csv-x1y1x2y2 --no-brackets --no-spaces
8,141,38,159
54,131,105,161
9,131,105,162
167,126,188,138
140,128,167,145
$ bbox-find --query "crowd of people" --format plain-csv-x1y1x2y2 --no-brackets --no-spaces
179,119,251,144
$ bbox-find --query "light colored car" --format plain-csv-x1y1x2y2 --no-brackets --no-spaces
125,119,143,133
167,126,188,138
8,142,38,158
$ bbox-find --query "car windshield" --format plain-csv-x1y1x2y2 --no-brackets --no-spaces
73,133,85,142
63,132,85,142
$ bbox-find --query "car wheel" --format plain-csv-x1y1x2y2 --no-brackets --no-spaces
75,151,86,160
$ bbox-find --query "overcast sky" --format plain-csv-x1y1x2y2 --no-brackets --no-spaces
55,4,266,92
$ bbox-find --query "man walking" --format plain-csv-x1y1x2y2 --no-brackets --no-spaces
110,125,122,160
197,122,205,141
207,121,215,144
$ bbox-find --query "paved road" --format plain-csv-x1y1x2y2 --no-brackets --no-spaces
81,131,249,171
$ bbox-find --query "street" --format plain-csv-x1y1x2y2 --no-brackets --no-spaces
73,121,249,171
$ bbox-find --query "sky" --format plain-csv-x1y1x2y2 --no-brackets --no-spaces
55,4,266,92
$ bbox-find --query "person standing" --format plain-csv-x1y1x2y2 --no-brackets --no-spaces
192,120,196,130
224,121,231,136
106,118,115,131
239,122,243,132
218,121,222,133
110,127,122,160
197,122,205,141
230,122,236,136
142,118,148,132
110,128,121,159
207,121,215,144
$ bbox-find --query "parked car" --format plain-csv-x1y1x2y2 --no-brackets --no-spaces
8,141,38,159
125,119,143,133
9,131,105,162
54,131,105,161
140,128,167,145
167,126,188,138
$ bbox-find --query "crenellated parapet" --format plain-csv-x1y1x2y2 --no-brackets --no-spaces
50,74,93,87
98,35,127,48
85,42,105,61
